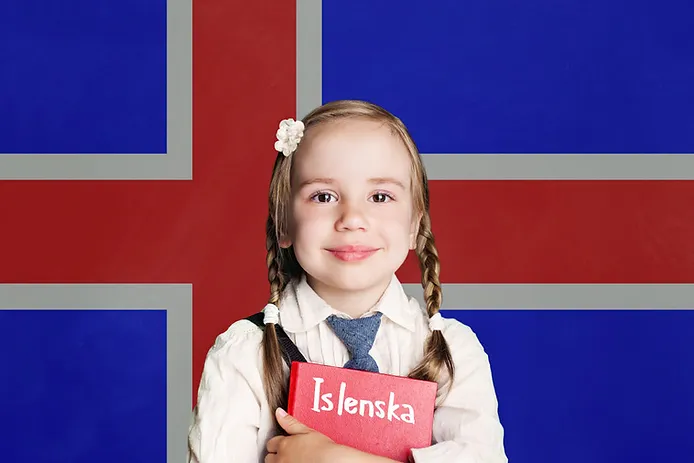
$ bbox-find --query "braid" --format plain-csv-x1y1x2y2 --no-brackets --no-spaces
261,216,290,429
408,212,456,394
266,216,287,305
418,213,442,316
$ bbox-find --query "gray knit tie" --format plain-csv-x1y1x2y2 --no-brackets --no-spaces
326,312,383,373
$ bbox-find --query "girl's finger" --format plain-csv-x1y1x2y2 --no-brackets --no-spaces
266,435,284,454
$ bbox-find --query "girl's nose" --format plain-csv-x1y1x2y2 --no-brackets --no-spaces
335,201,369,231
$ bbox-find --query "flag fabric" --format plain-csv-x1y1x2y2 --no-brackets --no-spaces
1,1,693,462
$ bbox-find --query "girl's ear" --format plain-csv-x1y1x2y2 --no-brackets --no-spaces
409,213,422,250
279,237,293,249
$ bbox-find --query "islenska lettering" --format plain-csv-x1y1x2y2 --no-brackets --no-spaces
310,377,415,424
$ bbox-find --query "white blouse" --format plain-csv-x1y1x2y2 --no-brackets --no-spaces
188,275,508,463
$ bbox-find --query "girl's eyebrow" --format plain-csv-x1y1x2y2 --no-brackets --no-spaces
369,177,407,190
298,177,335,188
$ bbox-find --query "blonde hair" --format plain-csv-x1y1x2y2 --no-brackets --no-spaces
262,100,455,428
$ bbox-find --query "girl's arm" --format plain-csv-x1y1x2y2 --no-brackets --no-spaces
409,321,508,463
188,321,265,463
267,320,508,463
269,408,402,463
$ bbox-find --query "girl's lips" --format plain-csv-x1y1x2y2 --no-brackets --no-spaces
326,245,380,262
327,245,378,252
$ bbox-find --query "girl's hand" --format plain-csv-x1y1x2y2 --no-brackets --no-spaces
266,408,400,463
265,408,343,463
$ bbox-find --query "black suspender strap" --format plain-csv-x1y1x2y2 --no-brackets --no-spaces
245,312,307,368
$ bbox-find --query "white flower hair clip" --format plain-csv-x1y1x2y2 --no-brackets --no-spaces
274,118,305,157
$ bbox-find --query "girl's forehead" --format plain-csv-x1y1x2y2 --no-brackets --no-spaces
295,119,411,174
306,118,394,145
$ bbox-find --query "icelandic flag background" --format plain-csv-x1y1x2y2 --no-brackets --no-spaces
1,1,693,462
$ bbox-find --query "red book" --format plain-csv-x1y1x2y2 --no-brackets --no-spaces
287,362,438,462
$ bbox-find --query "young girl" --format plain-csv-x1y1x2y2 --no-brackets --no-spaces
188,100,508,462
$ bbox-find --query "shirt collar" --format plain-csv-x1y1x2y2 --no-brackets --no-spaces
279,274,417,334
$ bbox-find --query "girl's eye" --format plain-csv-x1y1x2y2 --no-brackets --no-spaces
311,192,337,203
371,192,393,203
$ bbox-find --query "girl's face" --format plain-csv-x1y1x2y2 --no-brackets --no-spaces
283,118,419,299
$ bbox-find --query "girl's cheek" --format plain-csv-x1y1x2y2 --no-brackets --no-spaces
373,204,413,222
294,208,333,226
